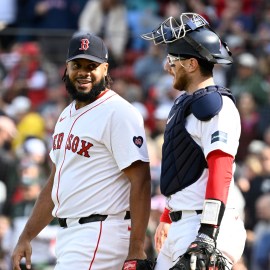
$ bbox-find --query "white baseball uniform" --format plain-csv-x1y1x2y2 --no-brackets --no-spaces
49,89,149,270
155,95,246,270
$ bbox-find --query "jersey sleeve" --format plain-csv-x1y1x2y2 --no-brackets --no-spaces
200,96,241,158
103,101,150,170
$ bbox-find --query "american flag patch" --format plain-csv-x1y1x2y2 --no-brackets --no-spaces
211,131,227,144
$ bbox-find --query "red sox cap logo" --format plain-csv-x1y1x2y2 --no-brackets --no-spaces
79,38,90,51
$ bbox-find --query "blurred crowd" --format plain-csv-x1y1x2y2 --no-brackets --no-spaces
0,0,270,269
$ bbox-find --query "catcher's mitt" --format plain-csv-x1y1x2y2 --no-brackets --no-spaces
122,259,154,270
170,234,228,270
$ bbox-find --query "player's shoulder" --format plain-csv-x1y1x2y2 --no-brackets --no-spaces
105,90,144,120
220,94,237,113
105,90,138,110
191,87,236,121
221,95,239,116
59,102,73,117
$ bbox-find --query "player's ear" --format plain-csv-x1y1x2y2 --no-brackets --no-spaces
188,58,199,72
102,63,109,76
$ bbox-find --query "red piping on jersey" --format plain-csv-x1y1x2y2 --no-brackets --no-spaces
70,89,109,113
89,221,103,270
55,91,116,217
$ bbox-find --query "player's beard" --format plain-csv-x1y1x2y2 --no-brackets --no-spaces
174,68,190,91
65,76,106,103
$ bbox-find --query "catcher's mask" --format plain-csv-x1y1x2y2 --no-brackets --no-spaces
141,13,233,65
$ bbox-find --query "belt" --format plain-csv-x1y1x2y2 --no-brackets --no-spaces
169,210,203,222
58,211,131,228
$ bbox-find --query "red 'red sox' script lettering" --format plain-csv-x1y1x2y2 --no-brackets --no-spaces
53,133,93,158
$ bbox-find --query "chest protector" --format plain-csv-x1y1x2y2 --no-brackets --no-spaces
160,86,235,196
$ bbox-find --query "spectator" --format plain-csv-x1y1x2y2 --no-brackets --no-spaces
242,145,270,267
0,215,11,270
229,52,270,106
2,42,49,108
79,0,128,68
133,44,166,97
224,34,247,87
185,0,218,26
5,96,45,151
0,0,17,49
0,116,19,217
125,0,162,51
32,0,87,30
25,0,88,64
236,92,261,164
151,103,171,140
263,126,270,146
244,145,270,231
152,74,179,108
251,193,270,270
16,137,50,182
160,0,186,19
253,3,270,57
236,152,264,195
216,0,255,41
253,231,270,270
2,172,58,270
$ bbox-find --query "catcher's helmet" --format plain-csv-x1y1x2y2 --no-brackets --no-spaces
141,13,232,65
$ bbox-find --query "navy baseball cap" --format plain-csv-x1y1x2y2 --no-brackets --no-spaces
66,32,108,63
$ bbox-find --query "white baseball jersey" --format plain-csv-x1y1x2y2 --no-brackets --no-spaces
156,95,246,269
166,96,241,211
49,89,149,218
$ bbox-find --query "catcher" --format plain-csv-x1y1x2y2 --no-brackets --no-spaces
141,13,246,270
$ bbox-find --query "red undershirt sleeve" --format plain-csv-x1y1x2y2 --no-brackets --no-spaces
206,149,234,205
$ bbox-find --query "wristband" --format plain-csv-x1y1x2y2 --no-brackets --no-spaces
200,199,225,226
160,207,172,224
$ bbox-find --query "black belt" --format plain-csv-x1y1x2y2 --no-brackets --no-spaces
169,210,202,222
58,211,131,228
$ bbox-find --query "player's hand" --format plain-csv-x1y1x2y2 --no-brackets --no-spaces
154,222,171,253
12,239,32,270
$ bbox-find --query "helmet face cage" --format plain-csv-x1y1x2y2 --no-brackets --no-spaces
141,12,232,65
141,13,209,45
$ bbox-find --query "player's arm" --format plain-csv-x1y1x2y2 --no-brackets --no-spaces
12,163,56,270
198,149,234,239
122,160,151,260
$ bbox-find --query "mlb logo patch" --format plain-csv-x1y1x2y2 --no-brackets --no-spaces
211,131,227,144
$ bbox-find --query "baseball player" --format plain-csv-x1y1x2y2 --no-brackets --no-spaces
11,32,153,270
142,13,246,269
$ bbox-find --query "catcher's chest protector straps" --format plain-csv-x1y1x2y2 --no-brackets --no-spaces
160,86,235,196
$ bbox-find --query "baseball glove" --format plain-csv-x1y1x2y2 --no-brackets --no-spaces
170,233,228,270
122,259,154,270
